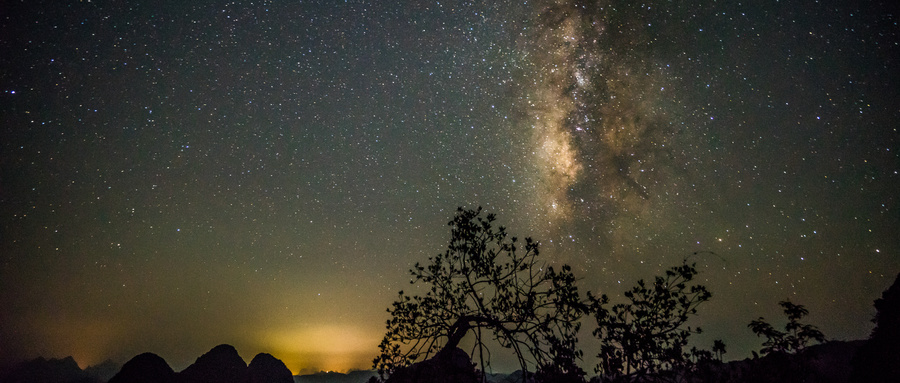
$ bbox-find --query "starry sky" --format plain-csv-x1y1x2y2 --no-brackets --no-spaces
1,0,898,376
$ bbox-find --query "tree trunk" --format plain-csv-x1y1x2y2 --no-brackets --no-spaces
443,317,474,352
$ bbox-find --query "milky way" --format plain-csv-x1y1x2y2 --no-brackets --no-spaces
521,1,583,223
523,1,685,255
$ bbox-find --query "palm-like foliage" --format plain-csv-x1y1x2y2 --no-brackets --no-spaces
748,300,825,355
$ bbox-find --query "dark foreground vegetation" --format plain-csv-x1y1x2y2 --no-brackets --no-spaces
369,208,900,383
2,209,897,383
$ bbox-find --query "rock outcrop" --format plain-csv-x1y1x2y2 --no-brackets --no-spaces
384,347,479,383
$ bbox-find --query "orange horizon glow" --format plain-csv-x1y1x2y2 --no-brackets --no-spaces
258,324,380,374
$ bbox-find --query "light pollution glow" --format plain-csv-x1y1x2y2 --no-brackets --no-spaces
259,325,380,374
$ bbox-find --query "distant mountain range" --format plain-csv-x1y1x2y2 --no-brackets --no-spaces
294,370,376,383
0,339,889,383
0,344,380,383
0,355,115,383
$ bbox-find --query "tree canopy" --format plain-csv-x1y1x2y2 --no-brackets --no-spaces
373,207,586,381
589,260,716,382
373,208,733,383
748,300,825,356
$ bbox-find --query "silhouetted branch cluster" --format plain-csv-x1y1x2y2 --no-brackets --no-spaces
373,207,586,381
748,300,825,356
589,260,717,383
373,208,734,383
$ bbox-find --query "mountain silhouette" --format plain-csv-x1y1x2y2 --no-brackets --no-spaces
83,361,121,383
0,356,88,383
107,353,175,383
178,345,247,383
294,371,377,383
247,353,292,383
7,345,297,383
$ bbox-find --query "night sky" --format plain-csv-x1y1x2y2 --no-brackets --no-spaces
1,0,898,376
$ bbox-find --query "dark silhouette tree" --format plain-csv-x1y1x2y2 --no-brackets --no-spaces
747,300,825,356
373,207,586,382
683,342,726,383
711,339,726,362
588,260,717,383
850,272,900,383
870,273,900,339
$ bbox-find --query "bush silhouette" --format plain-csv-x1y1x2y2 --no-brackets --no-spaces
589,260,719,383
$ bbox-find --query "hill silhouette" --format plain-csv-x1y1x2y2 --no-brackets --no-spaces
0,356,121,383
178,345,248,383
107,353,174,383
1,346,294,383
247,354,292,383
83,361,121,383
1,356,91,383
106,345,292,383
